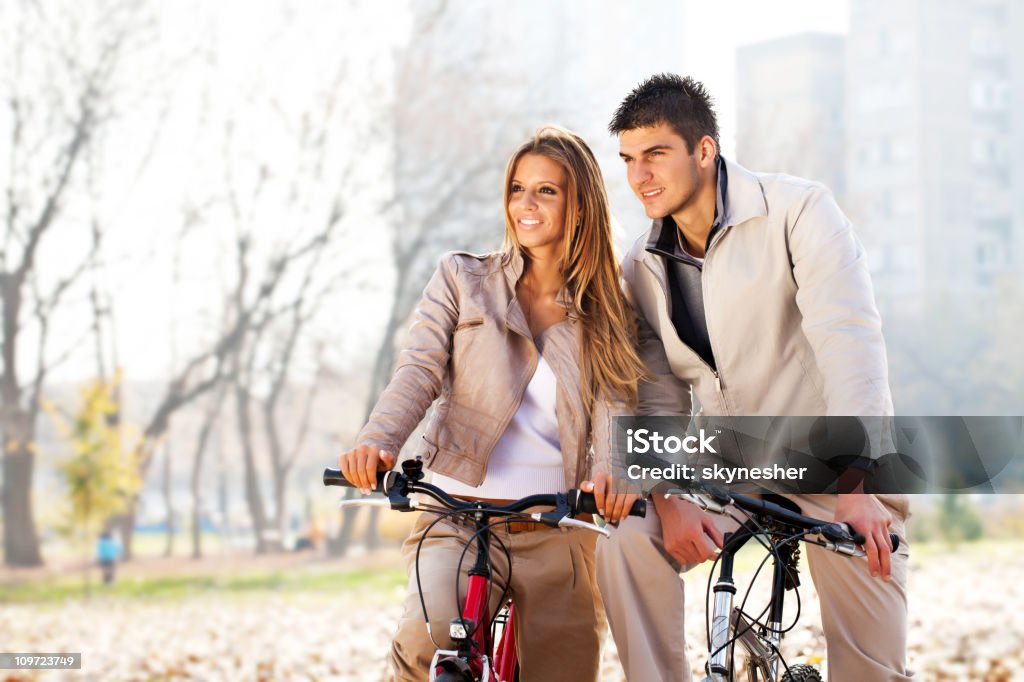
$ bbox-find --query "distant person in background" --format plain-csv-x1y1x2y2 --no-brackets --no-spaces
97,530,122,585
339,125,644,682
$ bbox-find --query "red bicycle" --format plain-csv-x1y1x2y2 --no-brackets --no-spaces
324,457,645,681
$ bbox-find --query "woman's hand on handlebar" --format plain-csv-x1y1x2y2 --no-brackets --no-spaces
339,445,396,495
581,473,640,525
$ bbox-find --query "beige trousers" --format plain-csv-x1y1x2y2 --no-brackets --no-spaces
389,512,603,682
596,494,912,682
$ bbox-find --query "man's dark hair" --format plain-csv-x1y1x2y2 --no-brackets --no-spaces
609,73,720,156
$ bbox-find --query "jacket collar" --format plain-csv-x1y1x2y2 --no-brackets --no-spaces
501,248,575,311
500,249,577,331
637,156,768,263
720,156,768,228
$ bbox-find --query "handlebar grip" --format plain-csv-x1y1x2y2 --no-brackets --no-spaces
576,494,647,518
845,526,901,553
323,467,388,493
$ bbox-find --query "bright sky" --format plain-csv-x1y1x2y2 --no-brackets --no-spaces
38,1,850,383
680,0,849,157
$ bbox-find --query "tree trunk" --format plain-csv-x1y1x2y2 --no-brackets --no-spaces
273,469,288,551
218,454,229,547
235,386,273,553
82,494,91,598
328,488,359,557
162,443,175,557
110,504,137,561
364,507,381,551
1,410,42,567
329,276,409,555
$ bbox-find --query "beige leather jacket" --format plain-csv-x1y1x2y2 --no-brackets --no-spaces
356,250,618,487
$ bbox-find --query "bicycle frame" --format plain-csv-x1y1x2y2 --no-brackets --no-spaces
428,519,517,682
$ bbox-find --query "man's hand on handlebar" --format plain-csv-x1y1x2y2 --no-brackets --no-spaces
653,494,723,566
833,493,894,582
339,444,396,495
581,472,640,525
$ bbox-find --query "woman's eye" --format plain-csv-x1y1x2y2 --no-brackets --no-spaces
510,184,523,193
540,186,556,195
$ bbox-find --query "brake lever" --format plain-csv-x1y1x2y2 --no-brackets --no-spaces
527,507,612,538
819,539,866,557
554,516,611,537
664,488,732,515
337,498,392,509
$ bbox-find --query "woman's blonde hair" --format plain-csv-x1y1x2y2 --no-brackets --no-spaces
502,125,647,408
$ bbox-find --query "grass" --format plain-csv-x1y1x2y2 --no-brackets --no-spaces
1,564,407,605
6,536,1021,606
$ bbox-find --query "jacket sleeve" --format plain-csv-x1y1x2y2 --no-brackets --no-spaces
788,187,895,459
621,254,693,418
355,253,460,454
589,389,630,480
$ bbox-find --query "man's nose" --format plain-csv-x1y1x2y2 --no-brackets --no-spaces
629,161,652,187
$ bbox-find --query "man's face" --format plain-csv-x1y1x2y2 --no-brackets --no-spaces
618,122,701,220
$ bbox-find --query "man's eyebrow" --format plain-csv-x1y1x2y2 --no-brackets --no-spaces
619,144,673,159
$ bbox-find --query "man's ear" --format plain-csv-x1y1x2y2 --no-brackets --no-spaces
697,135,718,167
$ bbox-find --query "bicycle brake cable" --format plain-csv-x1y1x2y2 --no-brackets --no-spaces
453,515,528,651
414,509,473,651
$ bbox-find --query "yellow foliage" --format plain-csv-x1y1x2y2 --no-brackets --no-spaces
46,372,142,537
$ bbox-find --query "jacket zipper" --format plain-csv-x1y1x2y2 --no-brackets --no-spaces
475,308,539,486
641,257,725,400
703,226,732,408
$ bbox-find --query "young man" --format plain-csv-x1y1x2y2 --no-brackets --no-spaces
596,74,911,681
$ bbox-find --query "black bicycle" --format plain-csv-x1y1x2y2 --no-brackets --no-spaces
664,482,901,682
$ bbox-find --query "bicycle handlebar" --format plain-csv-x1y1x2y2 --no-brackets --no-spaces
669,482,899,553
323,466,647,519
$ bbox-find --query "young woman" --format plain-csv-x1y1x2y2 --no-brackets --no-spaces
339,125,644,681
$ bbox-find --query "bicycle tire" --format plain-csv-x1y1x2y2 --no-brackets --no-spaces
780,663,822,681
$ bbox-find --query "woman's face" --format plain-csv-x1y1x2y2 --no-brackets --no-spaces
508,153,568,257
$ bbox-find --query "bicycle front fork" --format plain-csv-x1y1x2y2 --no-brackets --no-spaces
705,531,783,682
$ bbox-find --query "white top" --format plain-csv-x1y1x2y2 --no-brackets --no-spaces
432,354,566,499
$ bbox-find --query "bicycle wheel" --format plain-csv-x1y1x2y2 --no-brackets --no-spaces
780,663,822,681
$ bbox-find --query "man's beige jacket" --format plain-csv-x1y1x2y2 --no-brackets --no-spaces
623,158,894,454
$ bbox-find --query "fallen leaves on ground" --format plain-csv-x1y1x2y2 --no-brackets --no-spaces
1,544,1021,681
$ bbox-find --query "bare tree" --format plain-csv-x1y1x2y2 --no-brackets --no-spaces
1,0,154,566
333,1,559,554
189,381,227,559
